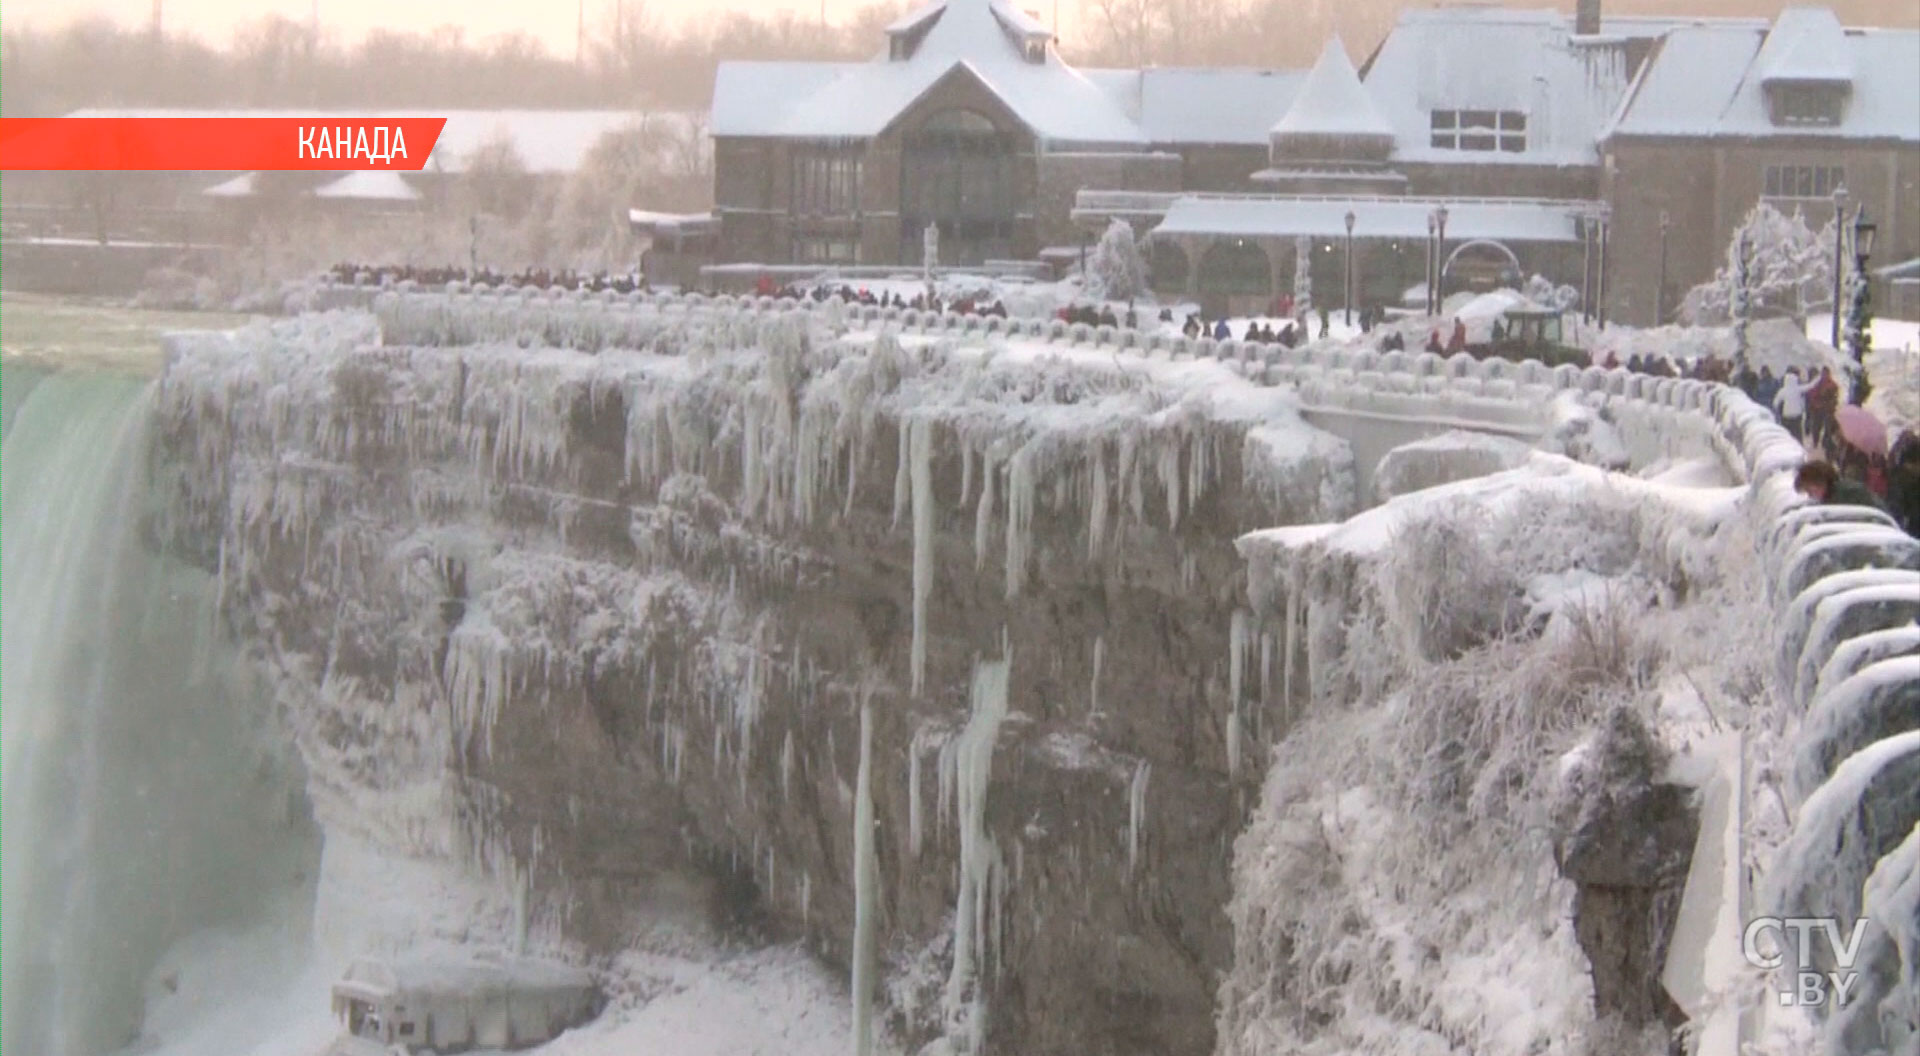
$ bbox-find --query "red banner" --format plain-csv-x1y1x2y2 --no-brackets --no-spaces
0,118,448,171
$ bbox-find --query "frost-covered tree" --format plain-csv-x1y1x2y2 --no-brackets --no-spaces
1844,264,1873,403
1683,202,1835,326
463,131,534,221
1523,274,1579,312
1086,219,1147,302
1292,235,1313,317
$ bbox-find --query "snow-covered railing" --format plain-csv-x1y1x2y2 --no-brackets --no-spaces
353,280,1758,480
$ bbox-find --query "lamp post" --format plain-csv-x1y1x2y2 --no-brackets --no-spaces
1595,208,1609,329
1426,211,1438,316
1655,209,1671,325
1343,210,1356,328
1846,208,1876,404
1830,185,1850,348
1435,205,1450,311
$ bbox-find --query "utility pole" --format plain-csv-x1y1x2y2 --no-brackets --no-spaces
151,0,162,38
577,0,586,67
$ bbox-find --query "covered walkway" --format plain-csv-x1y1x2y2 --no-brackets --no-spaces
1141,194,1605,318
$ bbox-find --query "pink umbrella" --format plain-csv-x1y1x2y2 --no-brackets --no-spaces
1835,405,1889,457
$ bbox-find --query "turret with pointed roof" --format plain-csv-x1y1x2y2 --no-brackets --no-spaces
1268,36,1395,164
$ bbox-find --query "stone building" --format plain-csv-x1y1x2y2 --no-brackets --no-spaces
1599,7,1920,325
702,1,1917,324
705,0,1301,273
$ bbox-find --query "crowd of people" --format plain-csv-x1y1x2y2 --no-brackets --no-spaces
328,263,648,294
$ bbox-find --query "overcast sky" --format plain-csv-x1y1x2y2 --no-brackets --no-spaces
0,0,991,51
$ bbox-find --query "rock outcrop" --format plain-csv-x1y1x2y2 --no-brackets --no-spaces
149,307,1353,1055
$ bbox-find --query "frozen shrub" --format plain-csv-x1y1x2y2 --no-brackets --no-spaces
1085,219,1147,303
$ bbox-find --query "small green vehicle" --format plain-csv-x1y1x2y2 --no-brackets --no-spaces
1478,306,1586,367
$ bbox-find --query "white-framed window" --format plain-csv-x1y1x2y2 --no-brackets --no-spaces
1429,109,1527,153
1769,86,1845,127
1763,164,1845,201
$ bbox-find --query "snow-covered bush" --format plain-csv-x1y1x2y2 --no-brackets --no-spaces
1085,219,1147,303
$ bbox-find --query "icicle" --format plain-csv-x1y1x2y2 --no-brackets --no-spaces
1227,709,1242,780
1260,632,1274,705
781,730,796,800
959,440,974,510
1228,610,1247,708
801,871,812,929
910,416,935,697
1004,447,1036,598
1283,552,1304,720
974,451,997,572
1159,440,1182,532
1120,433,1144,525
843,434,861,522
1088,445,1109,561
909,735,925,859
742,397,763,520
945,657,1012,1056
1090,635,1105,715
851,692,880,1056
891,421,911,530
1128,761,1151,874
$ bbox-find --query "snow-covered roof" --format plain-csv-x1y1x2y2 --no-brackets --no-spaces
628,209,718,237
1271,36,1392,140
337,956,593,1000
1359,7,1694,167
711,1,1294,146
62,108,666,173
1756,7,1854,83
201,172,256,198
312,170,421,201
1606,15,1918,141
1080,68,1303,146
1152,195,1590,244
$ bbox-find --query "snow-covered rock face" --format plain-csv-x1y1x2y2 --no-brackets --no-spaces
1221,459,1761,1055
147,304,1355,1056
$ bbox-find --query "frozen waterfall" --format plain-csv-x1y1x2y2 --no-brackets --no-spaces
1,367,320,1056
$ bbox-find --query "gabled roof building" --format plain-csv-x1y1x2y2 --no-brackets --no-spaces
707,0,1302,271
698,1,1916,326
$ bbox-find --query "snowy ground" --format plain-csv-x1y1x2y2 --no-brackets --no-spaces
122,831,888,1056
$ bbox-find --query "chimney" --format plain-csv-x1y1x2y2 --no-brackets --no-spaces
1575,0,1601,36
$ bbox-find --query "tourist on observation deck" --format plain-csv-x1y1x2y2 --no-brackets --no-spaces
1793,459,1885,511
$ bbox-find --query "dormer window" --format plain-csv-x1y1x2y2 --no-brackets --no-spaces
1023,39,1045,63
1768,84,1845,127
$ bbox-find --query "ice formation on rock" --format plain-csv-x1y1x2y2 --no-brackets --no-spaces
852,691,879,1056
942,658,1012,1056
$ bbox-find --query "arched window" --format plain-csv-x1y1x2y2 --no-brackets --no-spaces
1148,239,1190,294
1197,239,1271,298
901,109,1023,265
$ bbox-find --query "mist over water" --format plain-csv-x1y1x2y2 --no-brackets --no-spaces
2,367,321,1056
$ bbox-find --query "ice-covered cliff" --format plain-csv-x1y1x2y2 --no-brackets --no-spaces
149,297,1354,1055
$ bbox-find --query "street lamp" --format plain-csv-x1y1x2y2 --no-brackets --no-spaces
1655,210,1671,325
1434,205,1450,310
1426,211,1439,316
1847,207,1876,403
1830,186,1849,347
1343,209,1356,328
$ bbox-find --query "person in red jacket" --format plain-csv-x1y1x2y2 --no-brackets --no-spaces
1806,367,1841,452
